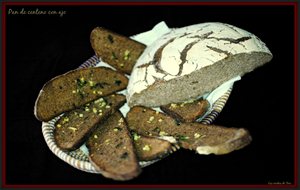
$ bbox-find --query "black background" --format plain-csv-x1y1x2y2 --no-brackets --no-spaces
5,4,295,185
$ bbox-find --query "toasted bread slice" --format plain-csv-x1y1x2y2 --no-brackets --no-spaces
131,132,174,161
90,27,146,74
86,111,141,181
160,99,210,122
34,67,128,121
126,106,252,155
54,94,126,151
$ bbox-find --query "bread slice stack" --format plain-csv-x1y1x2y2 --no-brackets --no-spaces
86,111,141,180
34,31,174,180
54,94,126,151
34,67,128,121
35,67,174,181
126,106,252,155
35,22,272,181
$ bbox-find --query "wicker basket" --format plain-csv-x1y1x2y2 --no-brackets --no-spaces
41,55,233,173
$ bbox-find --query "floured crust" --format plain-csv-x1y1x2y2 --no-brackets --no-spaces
127,22,272,107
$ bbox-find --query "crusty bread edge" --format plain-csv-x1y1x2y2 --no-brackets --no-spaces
88,157,142,181
86,111,142,180
195,128,252,155
34,70,67,121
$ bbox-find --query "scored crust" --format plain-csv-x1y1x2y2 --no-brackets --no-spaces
127,22,272,107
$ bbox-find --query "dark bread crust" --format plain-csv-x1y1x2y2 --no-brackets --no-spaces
86,111,141,181
160,99,210,122
126,106,252,155
90,27,146,74
54,94,126,151
34,67,128,121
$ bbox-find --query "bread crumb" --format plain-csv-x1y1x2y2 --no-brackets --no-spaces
79,77,85,82
170,103,177,108
147,116,155,123
133,133,141,141
194,133,201,139
124,50,131,60
94,98,103,104
61,117,69,124
89,80,95,87
68,127,77,132
142,145,151,151
93,108,97,113
159,131,168,136
105,139,110,144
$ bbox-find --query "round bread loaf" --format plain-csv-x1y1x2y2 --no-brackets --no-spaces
127,22,272,107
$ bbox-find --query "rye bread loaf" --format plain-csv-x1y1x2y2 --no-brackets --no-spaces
34,67,128,121
127,22,273,107
126,106,252,155
131,132,173,161
86,111,141,181
90,27,146,74
54,94,126,151
160,99,210,122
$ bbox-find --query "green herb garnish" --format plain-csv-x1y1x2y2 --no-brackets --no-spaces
111,52,118,60
107,34,114,43
132,132,141,141
152,127,161,133
114,80,122,86
91,82,109,89
124,50,131,60
177,135,190,141
76,78,87,88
